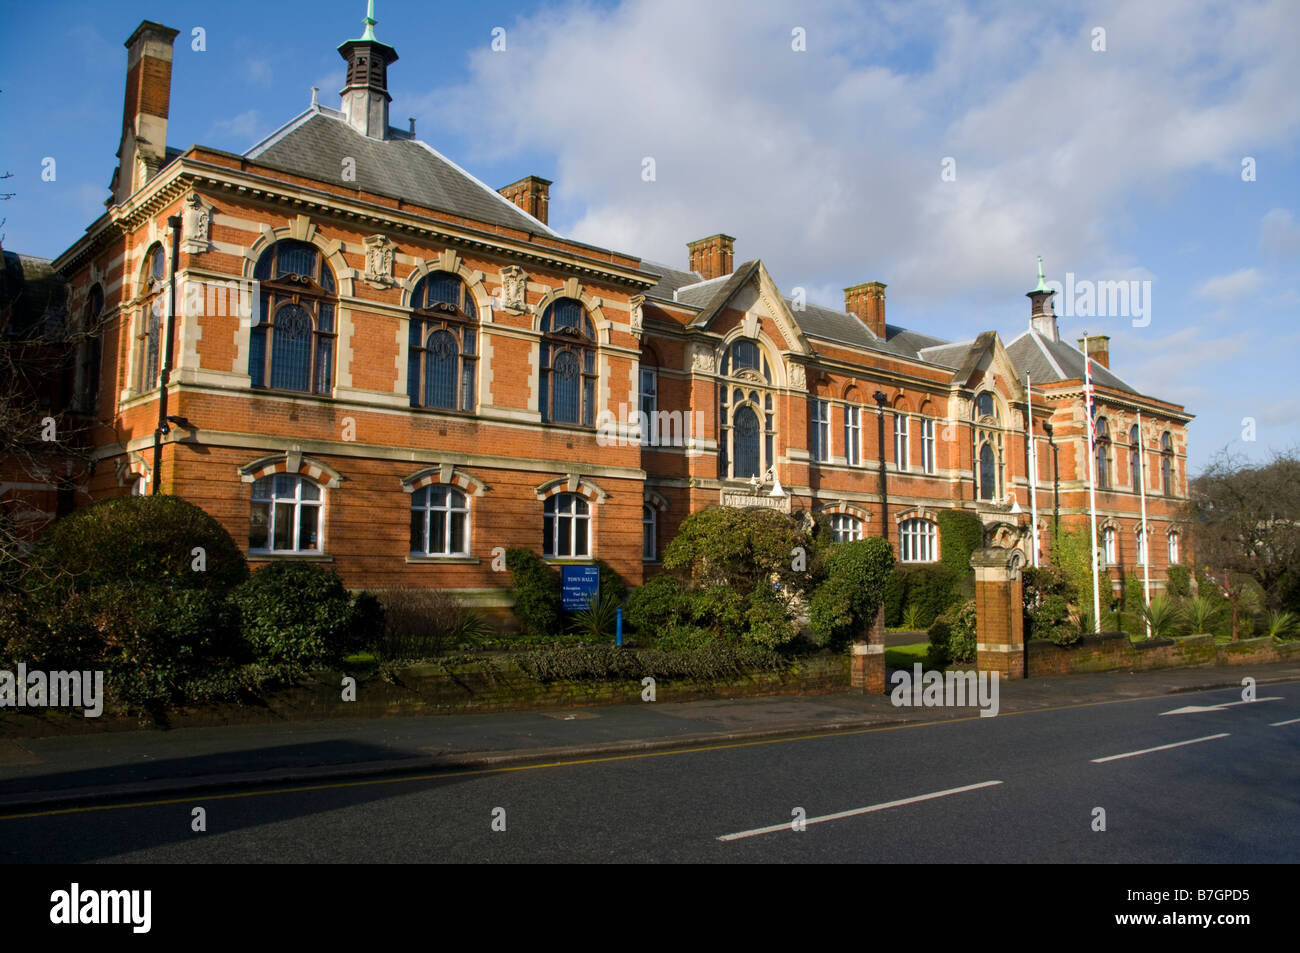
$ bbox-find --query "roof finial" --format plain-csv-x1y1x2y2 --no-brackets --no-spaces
1033,255,1047,292
360,0,378,41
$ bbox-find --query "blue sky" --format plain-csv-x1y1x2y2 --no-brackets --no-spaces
2,0,1297,474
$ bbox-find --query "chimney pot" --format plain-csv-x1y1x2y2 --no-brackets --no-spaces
686,233,735,281
1077,335,1110,369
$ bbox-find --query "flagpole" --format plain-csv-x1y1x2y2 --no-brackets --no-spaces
1137,409,1151,637
1027,374,1040,567
1084,333,1102,633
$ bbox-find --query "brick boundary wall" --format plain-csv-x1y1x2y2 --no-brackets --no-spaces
1028,633,1300,677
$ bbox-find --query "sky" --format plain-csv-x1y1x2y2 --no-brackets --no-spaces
2,0,1297,475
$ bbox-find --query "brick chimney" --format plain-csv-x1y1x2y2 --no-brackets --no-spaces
844,281,887,338
111,21,180,206
687,234,735,281
498,175,551,225
1077,335,1110,369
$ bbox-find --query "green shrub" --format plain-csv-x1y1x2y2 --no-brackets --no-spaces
1180,594,1223,636
231,562,370,669
808,537,895,648
901,604,925,631
26,494,248,599
1166,564,1191,599
515,642,787,683
1265,609,1299,640
744,584,798,649
593,559,628,608
1028,593,1073,643
926,599,979,666
569,591,621,639
1139,595,1179,639
506,548,561,637
884,563,956,627
626,573,685,634
374,587,487,659
937,509,983,579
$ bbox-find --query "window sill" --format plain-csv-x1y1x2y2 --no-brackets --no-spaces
544,557,595,565
405,555,480,564
248,551,334,562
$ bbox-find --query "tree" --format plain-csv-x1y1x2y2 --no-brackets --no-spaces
1190,449,1300,638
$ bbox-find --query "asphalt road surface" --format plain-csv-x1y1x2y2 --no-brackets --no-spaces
4,681,1297,863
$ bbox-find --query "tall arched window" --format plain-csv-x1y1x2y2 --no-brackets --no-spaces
1129,425,1141,491
76,284,104,413
135,245,167,393
539,298,596,425
250,240,337,395
544,492,590,557
1095,417,1111,489
718,339,776,480
972,391,1002,502
643,504,657,561
1168,531,1180,564
250,474,323,553
1160,432,1174,496
1102,526,1117,564
409,272,477,411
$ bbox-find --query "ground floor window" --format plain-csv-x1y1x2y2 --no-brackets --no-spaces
250,474,322,552
899,518,937,562
831,514,863,542
544,493,590,557
410,485,469,555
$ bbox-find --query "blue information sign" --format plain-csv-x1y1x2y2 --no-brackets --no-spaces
561,565,600,611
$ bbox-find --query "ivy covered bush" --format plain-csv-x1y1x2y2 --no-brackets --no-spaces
927,599,977,667
807,537,895,648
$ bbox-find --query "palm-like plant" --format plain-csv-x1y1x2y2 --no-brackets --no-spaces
1180,594,1222,635
570,592,620,639
1265,609,1299,640
1139,595,1179,639
901,604,925,631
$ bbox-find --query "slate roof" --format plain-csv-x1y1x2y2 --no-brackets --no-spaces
0,251,68,340
638,260,702,301
246,109,556,236
1005,329,1138,394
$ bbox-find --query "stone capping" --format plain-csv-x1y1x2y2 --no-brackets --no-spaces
400,464,488,497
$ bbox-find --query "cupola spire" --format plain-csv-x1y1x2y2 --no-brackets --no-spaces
337,1,398,138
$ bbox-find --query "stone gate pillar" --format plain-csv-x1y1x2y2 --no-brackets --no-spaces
851,605,886,693
971,546,1026,679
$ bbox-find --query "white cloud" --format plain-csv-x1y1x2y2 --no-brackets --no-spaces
1260,208,1300,259
207,109,264,147
1195,268,1262,301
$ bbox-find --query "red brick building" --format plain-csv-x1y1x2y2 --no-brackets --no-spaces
7,14,1191,610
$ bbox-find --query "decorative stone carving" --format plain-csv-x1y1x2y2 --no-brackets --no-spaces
628,295,644,340
180,193,212,255
787,360,806,391
742,312,759,339
499,265,528,313
363,235,395,288
690,342,715,374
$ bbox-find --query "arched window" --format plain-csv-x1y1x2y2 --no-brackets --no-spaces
1136,527,1148,565
974,392,996,420
250,474,323,552
250,240,337,395
1095,417,1110,489
1129,425,1141,491
544,492,590,557
717,339,776,480
410,485,469,555
831,514,864,542
539,298,596,425
409,272,477,411
978,443,996,500
1102,526,1117,564
643,504,657,561
76,284,104,413
899,518,938,562
894,411,910,471
135,245,167,393
1161,432,1173,496
1168,531,1180,564
844,403,861,466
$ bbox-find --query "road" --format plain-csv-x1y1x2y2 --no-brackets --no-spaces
3,681,1296,863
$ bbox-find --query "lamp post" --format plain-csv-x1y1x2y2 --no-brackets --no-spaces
1043,421,1060,545
873,391,889,538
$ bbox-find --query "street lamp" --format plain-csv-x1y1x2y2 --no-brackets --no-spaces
1043,421,1060,544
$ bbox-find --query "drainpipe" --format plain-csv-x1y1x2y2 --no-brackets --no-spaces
152,214,182,495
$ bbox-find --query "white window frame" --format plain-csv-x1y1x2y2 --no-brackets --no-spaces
410,485,470,556
544,493,591,558
1168,532,1180,564
639,368,657,425
844,405,861,466
1136,527,1147,566
1103,527,1117,565
899,518,937,562
921,418,935,474
811,399,830,462
894,413,910,471
250,474,324,553
830,514,863,542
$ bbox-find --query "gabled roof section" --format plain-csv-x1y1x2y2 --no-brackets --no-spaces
685,261,812,355
1005,329,1138,394
949,330,1026,402
638,260,702,302
246,109,558,236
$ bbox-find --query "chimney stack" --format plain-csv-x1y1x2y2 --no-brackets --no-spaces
1026,256,1059,341
1077,335,1110,369
498,175,552,225
687,233,735,281
844,281,887,338
111,21,180,206
337,2,398,138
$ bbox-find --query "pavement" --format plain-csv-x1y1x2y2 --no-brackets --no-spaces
2,660,1298,813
